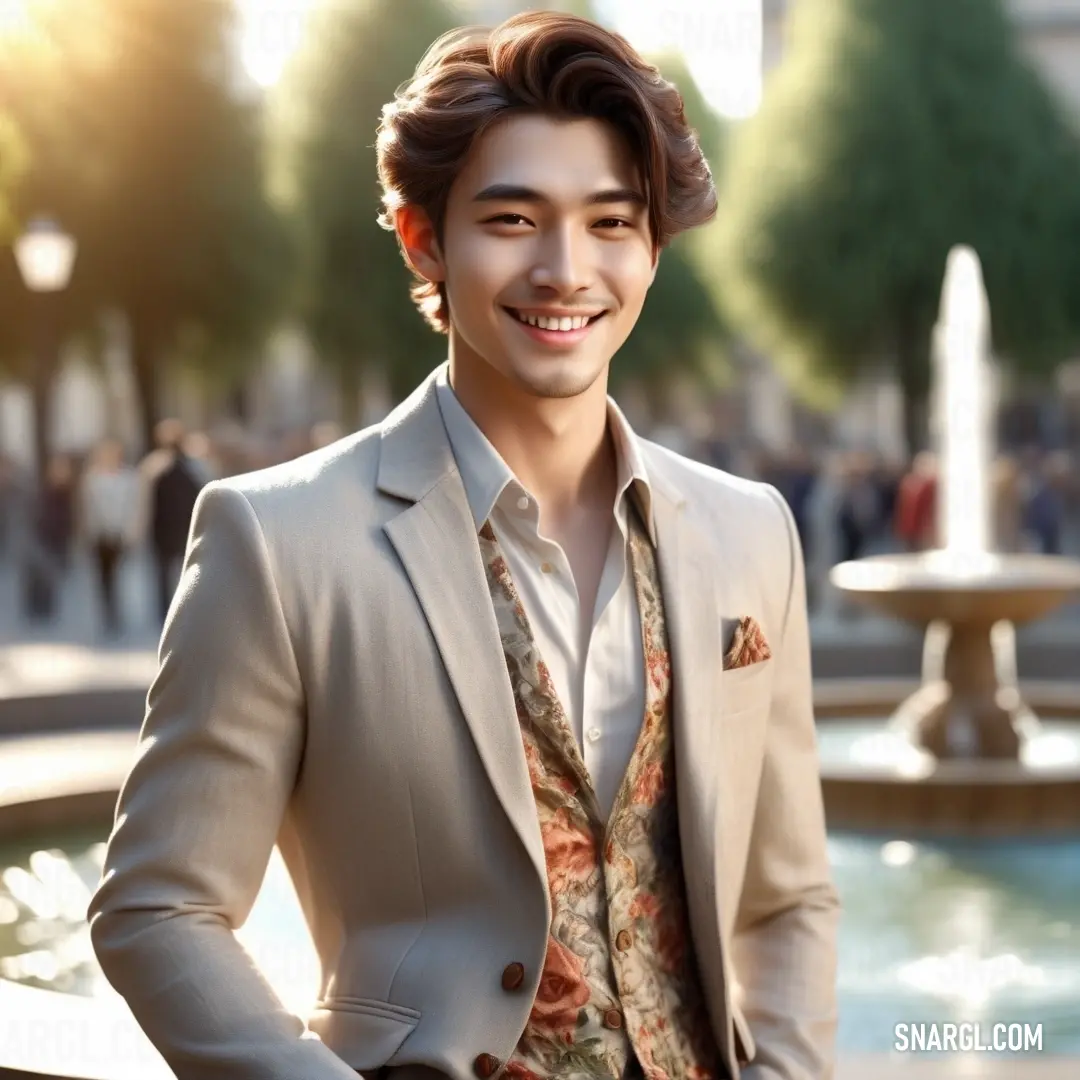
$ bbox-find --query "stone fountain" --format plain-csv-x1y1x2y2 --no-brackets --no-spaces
825,245,1080,832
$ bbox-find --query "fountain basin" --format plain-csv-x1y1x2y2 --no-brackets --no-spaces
831,552,1080,760
819,718,1080,834
831,552,1080,625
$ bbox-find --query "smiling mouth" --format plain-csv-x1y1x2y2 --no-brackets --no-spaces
503,307,607,332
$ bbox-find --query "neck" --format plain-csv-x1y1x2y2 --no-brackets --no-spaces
447,354,618,526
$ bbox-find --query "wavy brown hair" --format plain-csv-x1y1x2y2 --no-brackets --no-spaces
375,10,718,334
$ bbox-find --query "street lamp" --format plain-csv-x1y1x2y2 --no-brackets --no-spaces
12,216,77,475
14,216,77,292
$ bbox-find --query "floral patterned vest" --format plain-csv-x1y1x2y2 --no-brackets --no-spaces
478,506,726,1080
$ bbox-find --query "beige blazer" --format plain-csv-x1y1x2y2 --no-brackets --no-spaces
88,364,839,1080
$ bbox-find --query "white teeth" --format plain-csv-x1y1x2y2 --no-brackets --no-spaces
516,312,593,331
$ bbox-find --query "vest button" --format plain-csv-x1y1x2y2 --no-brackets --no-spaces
603,1008,624,1029
473,1053,500,1078
615,929,634,952
501,961,526,991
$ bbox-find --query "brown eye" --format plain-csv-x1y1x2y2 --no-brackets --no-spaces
485,213,530,226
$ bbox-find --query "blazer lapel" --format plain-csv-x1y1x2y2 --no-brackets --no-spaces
650,469,735,1063
377,368,548,898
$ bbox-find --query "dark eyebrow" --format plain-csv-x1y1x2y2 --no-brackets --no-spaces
471,183,647,207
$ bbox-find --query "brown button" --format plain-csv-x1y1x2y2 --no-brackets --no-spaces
473,1053,500,1078
501,961,526,991
603,1008,624,1029
615,929,634,951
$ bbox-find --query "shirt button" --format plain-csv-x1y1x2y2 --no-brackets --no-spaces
615,929,634,952
540,561,555,573
516,495,529,511
586,726,601,744
603,1008,624,1029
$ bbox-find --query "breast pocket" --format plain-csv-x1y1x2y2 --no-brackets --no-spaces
717,658,773,719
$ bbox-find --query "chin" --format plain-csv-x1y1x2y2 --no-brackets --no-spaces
504,353,605,400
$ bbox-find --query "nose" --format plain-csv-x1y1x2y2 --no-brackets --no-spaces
528,224,593,296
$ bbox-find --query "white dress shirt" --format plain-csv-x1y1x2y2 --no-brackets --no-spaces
435,367,657,818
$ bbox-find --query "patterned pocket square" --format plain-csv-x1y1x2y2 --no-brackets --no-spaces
722,615,772,671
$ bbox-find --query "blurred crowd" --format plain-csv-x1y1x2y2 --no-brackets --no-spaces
726,443,1077,611
0,419,346,639
1,415,1076,638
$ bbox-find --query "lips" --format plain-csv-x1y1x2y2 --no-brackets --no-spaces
502,306,606,347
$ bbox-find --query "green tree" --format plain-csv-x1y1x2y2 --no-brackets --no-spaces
77,0,294,447
0,115,27,244
611,51,730,401
2,0,294,452
711,0,1080,454
270,0,459,418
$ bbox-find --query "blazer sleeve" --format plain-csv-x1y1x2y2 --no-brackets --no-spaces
86,483,361,1080
731,486,841,1080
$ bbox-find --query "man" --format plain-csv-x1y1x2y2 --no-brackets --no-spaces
88,12,838,1080
141,418,207,622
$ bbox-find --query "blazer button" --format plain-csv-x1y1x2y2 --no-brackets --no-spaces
501,961,526,991
615,929,633,952
473,1053,501,1078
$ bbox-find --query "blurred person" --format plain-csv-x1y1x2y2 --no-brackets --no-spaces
731,441,765,480
1022,452,1068,555
750,449,783,490
79,439,141,637
775,448,817,563
142,419,207,624
37,454,78,570
180,429,219,482
990,455,1023,553
836,452,879,563
89,14,837,1080
701,433,735,472
870,456,902,545
894,450,938,552
310,420,345,450
805,450,846,615
20,454,77,621
278,427,315,463
207,419,256,477
0,453,18,559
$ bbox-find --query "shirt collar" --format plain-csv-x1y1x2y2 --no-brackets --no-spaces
434,365,656,545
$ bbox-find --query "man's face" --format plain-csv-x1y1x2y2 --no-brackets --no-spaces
410,113,657,400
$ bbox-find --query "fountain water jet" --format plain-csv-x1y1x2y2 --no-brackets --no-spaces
830,245,1080,774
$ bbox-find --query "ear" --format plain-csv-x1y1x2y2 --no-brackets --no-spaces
395,205,445,282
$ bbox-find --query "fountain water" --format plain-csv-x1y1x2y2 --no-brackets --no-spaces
932,245,995,570
827,244,1080,830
